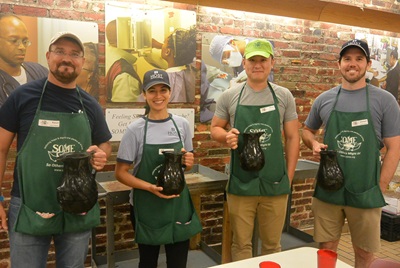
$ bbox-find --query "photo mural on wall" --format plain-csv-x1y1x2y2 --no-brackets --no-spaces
105,1,197,103
0,15,98,105
356,33,400,100
200,33,274,123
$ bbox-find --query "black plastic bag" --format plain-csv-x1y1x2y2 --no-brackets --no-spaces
57,152,98,214
316,149,344,191
239,131,265,171
157,151,186,195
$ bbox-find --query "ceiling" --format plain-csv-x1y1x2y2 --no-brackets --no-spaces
165,0,400,33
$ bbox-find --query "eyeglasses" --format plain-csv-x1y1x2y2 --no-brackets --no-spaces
50,50,83,59
0,37,31,47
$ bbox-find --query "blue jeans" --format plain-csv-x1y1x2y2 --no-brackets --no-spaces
8,197,91,268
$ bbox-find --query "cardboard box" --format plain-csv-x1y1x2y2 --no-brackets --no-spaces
383,191,400,215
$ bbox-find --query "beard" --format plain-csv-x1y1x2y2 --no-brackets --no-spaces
50,62,79,84
341,68,367,84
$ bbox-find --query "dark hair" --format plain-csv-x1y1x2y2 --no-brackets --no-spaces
391,48,398,60
83,42,99,98
144,103,150,115
166,26,196,66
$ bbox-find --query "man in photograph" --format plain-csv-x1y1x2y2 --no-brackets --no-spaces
382,49,400,101
0,14,48,107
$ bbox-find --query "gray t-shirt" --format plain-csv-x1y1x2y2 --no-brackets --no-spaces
117,114,193,175
304,85,400,147
214,81,298,128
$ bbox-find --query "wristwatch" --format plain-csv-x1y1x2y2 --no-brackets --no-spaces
0,195,4,202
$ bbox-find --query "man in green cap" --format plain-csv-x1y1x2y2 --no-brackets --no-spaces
210,39,299,261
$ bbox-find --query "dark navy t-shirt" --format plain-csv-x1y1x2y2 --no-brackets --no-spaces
0,78,111,197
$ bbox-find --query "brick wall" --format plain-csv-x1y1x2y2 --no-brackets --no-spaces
1,0,400,267
200,192,225,246
290,177,316,230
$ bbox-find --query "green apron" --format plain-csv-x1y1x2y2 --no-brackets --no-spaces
314,86,385,208
133,116,202,245
229,83,290,196
14,80,100,235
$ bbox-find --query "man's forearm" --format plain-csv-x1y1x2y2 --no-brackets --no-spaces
285,137,299,183
301,128,317,150
210,126,229,145
0,152,10,196
98,141,112,158
380,148,400,192
380,136,400,192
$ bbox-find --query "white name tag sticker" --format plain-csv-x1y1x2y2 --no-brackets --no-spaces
352,119,368,127
38,119,60,128
159,148,174,155
260,106,275,113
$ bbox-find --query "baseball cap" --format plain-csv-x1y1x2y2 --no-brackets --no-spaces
142,69,170,91
49,31,84,54
244,39,274,59
340,39,370,59
209,35,234,63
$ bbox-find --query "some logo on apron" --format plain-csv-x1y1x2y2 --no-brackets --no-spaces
44,137,85,170
334,130,364,159
243,123,273,150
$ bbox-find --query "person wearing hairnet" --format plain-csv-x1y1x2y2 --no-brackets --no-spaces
201,35,274,122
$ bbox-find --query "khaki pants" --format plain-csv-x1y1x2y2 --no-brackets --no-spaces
312,198,382,252
227,193,288,261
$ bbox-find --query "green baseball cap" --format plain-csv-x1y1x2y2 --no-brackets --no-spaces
244,39,274,59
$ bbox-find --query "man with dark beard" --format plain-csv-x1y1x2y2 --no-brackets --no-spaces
0,32,112,267
302,39,400,268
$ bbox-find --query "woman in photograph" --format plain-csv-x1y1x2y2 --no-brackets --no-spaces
161,27,197,103
76,42,99,99
139,27,197,103
114,69,202,268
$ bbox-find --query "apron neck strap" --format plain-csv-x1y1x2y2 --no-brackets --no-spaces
143,114,182,145
234,82,278,126
37,80,85,112
334,85,370,112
